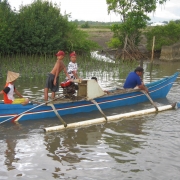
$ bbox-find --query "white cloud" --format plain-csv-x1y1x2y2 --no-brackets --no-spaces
149,0,180,22
7,0,180,22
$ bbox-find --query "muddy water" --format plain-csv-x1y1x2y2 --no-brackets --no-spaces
0,61,180,180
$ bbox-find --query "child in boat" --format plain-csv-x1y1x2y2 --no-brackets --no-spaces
66,51,80,80
0,71,29,105
44,50,71,101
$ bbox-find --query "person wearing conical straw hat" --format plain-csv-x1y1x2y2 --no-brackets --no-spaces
0,71,29,105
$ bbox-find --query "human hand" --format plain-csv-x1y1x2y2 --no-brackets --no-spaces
53,79,57,86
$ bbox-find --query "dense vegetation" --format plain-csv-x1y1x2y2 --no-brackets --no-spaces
145,21,180,51
0,0,98,55
106,0,168,60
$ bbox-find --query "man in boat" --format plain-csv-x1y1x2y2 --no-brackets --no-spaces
44,50,71,101
0,71,29,105
123,67,149,93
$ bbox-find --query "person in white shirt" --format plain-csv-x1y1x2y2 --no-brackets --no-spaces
66,51,79,80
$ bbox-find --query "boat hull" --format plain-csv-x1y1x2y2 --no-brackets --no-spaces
0,72,179,122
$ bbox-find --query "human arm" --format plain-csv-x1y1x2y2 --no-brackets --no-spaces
72,70,79,79
138,76,149,93
63,67,71,80
0,90,4,95
14,89,23,98
138,84,149,93
53,61,61,86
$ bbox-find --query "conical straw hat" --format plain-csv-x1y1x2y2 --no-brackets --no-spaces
6,71,20,83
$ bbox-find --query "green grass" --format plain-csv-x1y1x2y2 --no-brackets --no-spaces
0,53,139,84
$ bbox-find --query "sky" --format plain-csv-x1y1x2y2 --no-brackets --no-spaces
7,0,180,22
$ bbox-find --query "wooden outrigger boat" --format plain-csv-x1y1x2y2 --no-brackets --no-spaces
0,72,179,125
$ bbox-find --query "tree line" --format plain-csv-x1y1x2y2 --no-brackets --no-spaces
145,21,180,51
106,0,173,60
0,0,98,55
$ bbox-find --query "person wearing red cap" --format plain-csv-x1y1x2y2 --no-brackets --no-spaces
44,50,70,101
66,51,80,80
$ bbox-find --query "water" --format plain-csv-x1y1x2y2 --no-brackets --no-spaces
0,61,180,180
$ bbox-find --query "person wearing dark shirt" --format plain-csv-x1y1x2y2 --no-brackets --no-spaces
123,67,148,93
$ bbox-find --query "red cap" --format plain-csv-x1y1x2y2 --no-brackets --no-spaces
70,51,76,57
56,51,65,56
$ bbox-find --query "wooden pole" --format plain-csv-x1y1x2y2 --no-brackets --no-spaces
140,90,158,111
151,36,155,62
44,104,176,132
0,95,64,124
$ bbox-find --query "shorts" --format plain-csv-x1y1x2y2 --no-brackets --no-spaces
12,98,26,104
45,73,59,92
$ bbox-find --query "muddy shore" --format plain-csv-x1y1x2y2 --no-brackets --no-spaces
85,28,160,60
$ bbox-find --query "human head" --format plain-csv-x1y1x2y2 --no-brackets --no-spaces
56,50,65,60
91,77,97,81
70,51,76,63
134,67,144,76
6,71,20,83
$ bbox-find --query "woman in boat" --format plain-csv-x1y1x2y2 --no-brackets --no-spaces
0,71,29,105
123,67,149,93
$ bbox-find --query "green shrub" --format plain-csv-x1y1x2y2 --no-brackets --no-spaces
107,37,122,48
0,0,98,55
145,21,180,51
80,22,90,28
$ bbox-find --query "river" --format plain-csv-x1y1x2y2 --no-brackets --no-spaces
0,61,180,180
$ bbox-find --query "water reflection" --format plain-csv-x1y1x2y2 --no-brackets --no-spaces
0,60,180,179
43,115,148,176
0,124,22,179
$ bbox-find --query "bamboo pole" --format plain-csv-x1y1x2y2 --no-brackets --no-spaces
151,36,155,62
44,104,176,132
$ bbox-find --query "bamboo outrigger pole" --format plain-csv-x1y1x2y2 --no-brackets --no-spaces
44,103,176,132
151,36,155,63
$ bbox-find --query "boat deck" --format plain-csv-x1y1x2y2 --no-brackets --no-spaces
31,88,141,105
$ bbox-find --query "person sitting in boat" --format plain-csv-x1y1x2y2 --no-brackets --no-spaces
66,51,80,81
60,52,81,98
0,71,29,105
64,51,81,92
123,67,149,93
